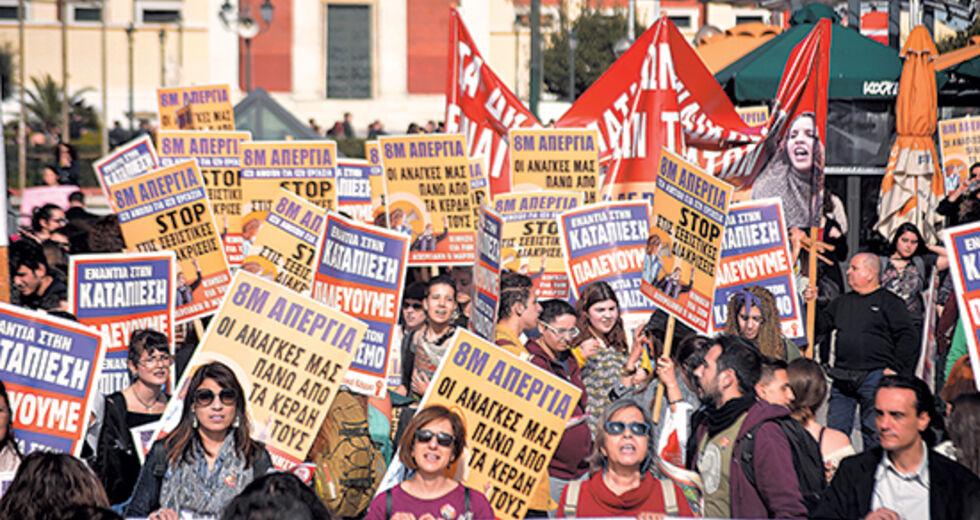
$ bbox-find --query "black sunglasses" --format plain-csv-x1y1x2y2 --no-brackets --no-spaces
404,302,424,310
414,428,454,447
194,388,237,407
604,421,651,436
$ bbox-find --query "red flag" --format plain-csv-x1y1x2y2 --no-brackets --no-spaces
445,9,539,196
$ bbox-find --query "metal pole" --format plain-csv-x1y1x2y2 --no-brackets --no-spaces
567,31,575,102
529,0,540,118
159,28,166,87
627,0,635,42
177,17,184,84
245,37,253,93
100,0,108,155
888,0,900,50
17,0,25,189
127,23,134,131
61,0,69,141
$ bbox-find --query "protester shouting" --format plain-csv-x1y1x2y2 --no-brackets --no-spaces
365,405,493,520
126,362,272,519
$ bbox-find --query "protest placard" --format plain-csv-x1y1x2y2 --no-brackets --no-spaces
364,141,389,225
157,130,251,265
509,128,600,204
93,135,159,212
468,157,490,225
380,134,475,265
312,213,409,397
69,252,176,395
710,199,804,339
241,141,338,241
494,191,582,299
154,271,366,467
558,201,655,315
157,84,234,130
943,222,980,390
113,160,231,323
0,303,104,456
335,159,386,225
736,105,770,128
938,116,980,193
16,186,80,227
412,329,579,520
242,190,326,295
640,149,733,332
471,205,503,341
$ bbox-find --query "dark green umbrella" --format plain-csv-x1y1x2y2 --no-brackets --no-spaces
716,4,947,102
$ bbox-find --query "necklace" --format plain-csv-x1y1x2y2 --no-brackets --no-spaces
129,386,161,411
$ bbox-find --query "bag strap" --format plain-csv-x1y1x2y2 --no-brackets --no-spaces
464,486,470,514
563,480,582,517
385,488,392,518
659,478,678,516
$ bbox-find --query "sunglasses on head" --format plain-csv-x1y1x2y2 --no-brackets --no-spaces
194,388,237,407
414,428,455,447
604,421,651,436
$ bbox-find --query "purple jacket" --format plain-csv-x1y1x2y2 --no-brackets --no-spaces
693,400,807,519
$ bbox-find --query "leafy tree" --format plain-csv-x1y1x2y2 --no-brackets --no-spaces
543,9,641,100
937,17,980,53
24,73,98,135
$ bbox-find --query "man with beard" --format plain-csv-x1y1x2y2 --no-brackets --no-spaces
687,335,807,519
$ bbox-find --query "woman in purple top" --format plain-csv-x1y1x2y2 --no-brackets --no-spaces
366,405,494,520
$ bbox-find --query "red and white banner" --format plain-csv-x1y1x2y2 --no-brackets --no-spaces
445,8,539,196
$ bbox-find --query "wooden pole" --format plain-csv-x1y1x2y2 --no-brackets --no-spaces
652,314,676,424
806,227,819,358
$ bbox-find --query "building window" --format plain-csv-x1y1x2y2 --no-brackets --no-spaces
138,1,181,24
0,1,19,21
327,4,371,99
736,15,765,25
668,15,691,29
73,6,102,23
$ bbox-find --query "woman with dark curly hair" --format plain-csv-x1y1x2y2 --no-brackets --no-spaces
0,451,110,519
724,286,801,361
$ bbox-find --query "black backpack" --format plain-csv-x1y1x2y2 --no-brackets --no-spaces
739,416,827,515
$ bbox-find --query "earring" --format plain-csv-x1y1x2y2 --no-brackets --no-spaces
192,415,199,429
233,416,240,429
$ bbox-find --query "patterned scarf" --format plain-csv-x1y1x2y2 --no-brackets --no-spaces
159,433,253,515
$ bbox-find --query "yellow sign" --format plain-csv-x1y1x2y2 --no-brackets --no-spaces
736,105,770,128
242,189,326,295
417,329,579,520
640,148,733,333
241,141,338,227
113,160,231,323
494,191,582,299
335,159,388,225
160,271,366,468
157,130,250,265
157,84,235,130
364,141,389,225
939,116,980,194
380,134,475,265
509,128,600,204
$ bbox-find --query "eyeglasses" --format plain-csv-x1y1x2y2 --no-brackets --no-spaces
404,302,424,310
540,321,580,339
52,217,68,226
414,429,455,447
194,388,237,407
604,421,651,436
738,314,765,324
138,354,173,368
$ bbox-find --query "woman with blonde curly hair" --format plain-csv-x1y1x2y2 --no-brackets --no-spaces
724,286,801,361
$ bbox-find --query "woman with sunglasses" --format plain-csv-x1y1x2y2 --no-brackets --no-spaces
724,286,801,361
366,405,493,520
93,330,172,505
126,362,272,519
558,399,692,517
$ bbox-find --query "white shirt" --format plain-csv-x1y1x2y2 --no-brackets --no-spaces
871,442,930,520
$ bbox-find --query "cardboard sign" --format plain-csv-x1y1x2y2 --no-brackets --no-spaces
241,190,327,295
336,159,387,225
69,252,177,396
0,303,104,456
558,201,655,315
471,205,503,341
938,116,980,194
510,128,600,204
640,149,732,332
241,141,338,225
468,157,491,226
710,199,804,339
312,213,409,397
380,134,475,265
157,130,251,265
157,84,234,130
415,329,579,520
113,160,232,323
493,191,583,299
943,222,980,391
93,135,159,212
154,271,366,467
364,141,389,226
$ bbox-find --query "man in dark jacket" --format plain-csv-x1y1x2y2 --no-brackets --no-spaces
813,375,980,519
819,252,919,449
688,334,807,519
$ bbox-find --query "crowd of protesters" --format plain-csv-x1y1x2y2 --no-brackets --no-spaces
6,129,980,520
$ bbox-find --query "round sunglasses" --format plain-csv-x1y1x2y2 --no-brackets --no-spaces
604,421,651,436
194,388,237,407
414,428,455,447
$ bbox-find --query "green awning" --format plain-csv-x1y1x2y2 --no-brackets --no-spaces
715,4,947,102
949,56,980,81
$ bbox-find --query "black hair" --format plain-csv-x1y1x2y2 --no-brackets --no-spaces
221,472,332,520
67,191,84,204
539,299,576,324
758,357,788,385
888,222,930,258
31,203,63,232
675,334,712,384
714,334,763,395
10,238,48,272
426,275,456,298
877,374,939,446
498,271,533,320
126,329,170,366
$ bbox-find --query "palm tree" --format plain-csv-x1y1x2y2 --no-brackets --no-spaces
24,73,97,136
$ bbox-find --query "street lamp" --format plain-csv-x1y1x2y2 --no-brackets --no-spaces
219,0,274,93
